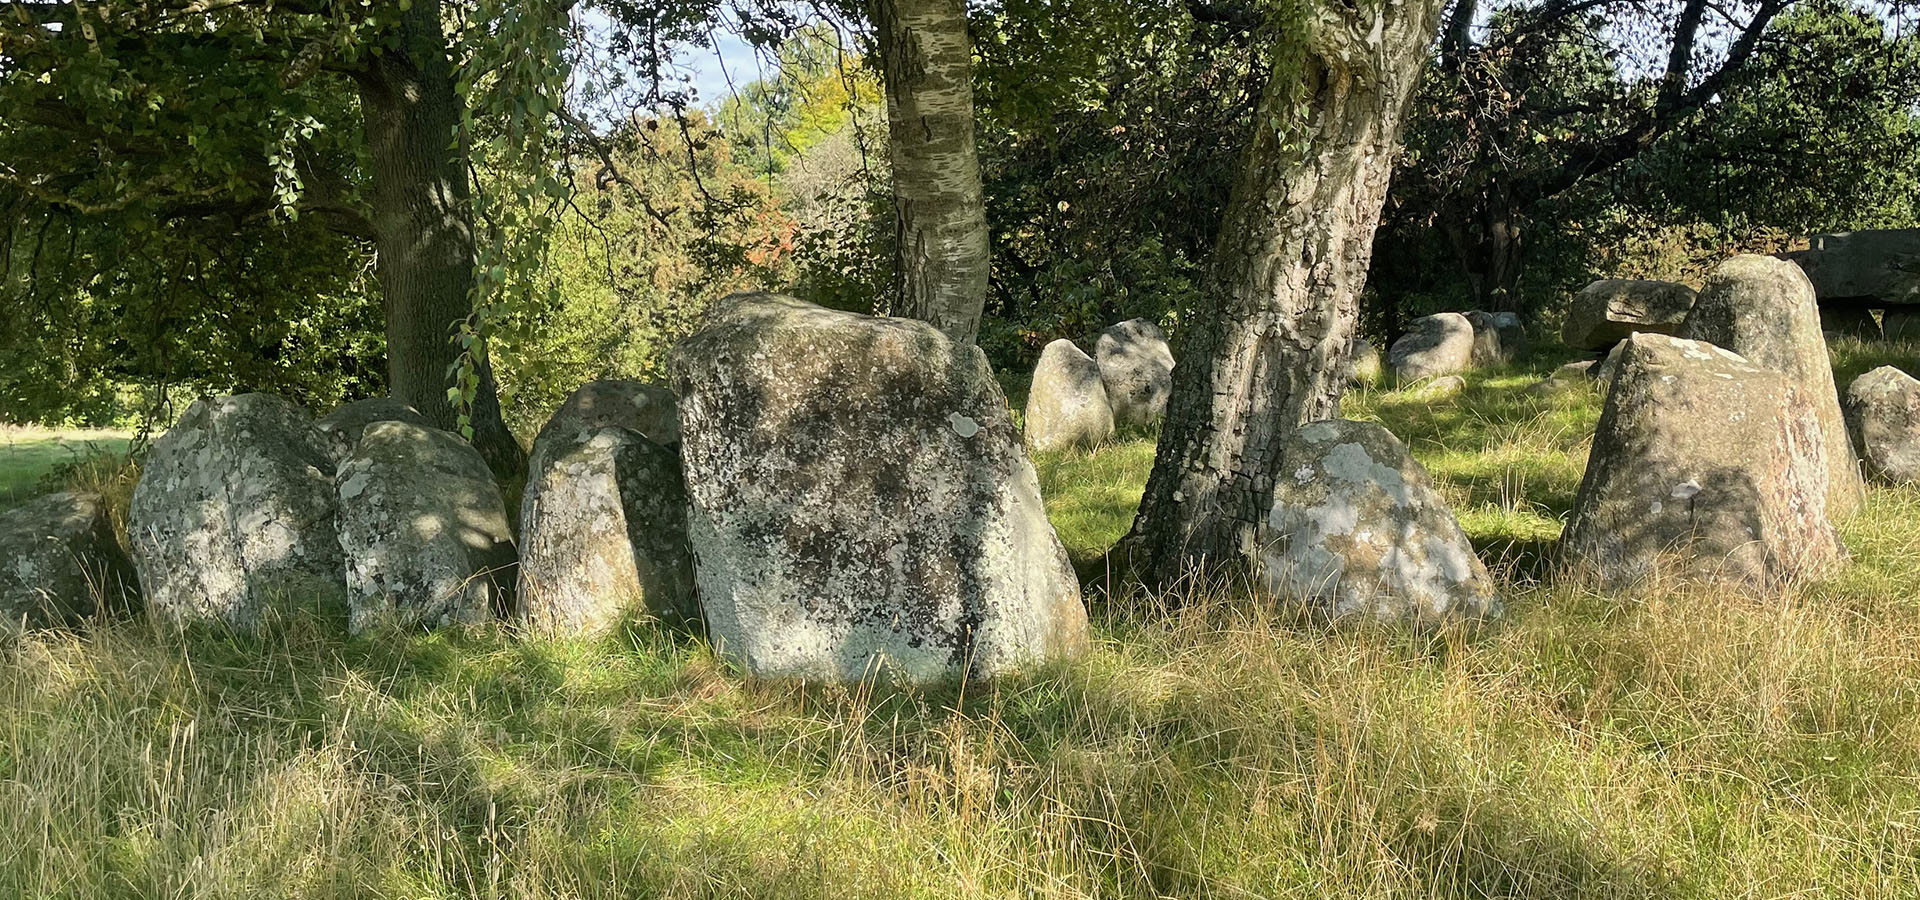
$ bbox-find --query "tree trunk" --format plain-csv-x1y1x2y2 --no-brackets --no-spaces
1123,2,1446,585
870,0,991,344
355,0,526,483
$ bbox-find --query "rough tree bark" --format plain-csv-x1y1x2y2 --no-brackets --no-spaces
1122,1,1447,585
355,0,526,483
869,0,992,344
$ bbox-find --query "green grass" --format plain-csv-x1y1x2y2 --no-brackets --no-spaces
5,349,1920,898
0,425,131,503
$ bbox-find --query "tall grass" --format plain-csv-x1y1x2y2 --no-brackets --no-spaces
4,351,1920,898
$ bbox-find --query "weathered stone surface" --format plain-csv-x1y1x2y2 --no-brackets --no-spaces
1779,229,1920,307
1025,339,1115,452
1820,308,1884,342
1464,310,1527,366
316,398,433,466
0,492,135,630
1526,359,1602,396
1562,334,1844,590
1347,337,1384,385
1843,366,1920,484
670,293,1089,683
1094,319,1176,427
518,382,695,634
1679,254,1864,516
1389,313,1476,381
531,379,680,449
336,421,516,633
1563,280,1697,351
129,394,343,629
1885,309,1920,342
1260,420,1501,623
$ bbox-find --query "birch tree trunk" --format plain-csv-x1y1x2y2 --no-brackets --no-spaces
1123,1,1446,585
356,0,526,484
870,0,991,344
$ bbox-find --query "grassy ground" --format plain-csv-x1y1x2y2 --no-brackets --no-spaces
5,348,1920,898
0,425,131,503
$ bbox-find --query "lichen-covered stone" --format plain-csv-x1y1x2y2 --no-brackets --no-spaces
1679,254,1864,516
336,421,516,633
129,394,343,629
315,398,434,466
1347,337,1384,385
1025,339,1114,452
1464,310,1527,366
0,492,136,630
1388,313,1475,381
518,382,695,634
531,379,680,449
1095,319,1175,427
670,293,1089,683
1843,366,1920,484
1562,334,1844,590
1562,280,1696,351
1260,420,1501,623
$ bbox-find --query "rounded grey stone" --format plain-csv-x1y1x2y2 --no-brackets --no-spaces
0,492,136,631
1094,319,1176,427
1025,339,1115,452
1844,366,1920,484
1388,313,1476,382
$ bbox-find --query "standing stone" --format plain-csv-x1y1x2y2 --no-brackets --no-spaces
336,421,517,633
1464,310,1527,366
1820,308,1883,342
1388,313,1476,381
129,394,343,629
1025,339,1115,452
1094,319,1176,427
518,382,694,634
316,398,433,466
1562,280,1697,351
1679,254,1864,516
1562,334,1844,590
670,293,1089,683
0,492,136,631
1261,420,1501,623
1843,366,1920,484
1346,337,1384,385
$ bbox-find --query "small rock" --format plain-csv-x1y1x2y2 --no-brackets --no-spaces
1095,319,1176,427
1389,313,1476,381
1464,310,1527,366
1347,337,1384,385
336,421,517,633
1563,280,1696,352
1843,366,1920,484
0,492,136,631
1412,375,1466,399
1261,420,1501,623
1025,339,1115,452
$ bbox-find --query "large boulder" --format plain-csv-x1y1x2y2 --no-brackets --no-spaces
0,492,136,630
1678,254,1864,516
1562,280,1697,352
1388,313,1476,381
1561,334,1844,590
129,394,343,629
670,293,1089,683
1843,366,1920,484
1464,310,1527,366
518,382,695,634
1779,229,1920,308
336,421,517,633
1094,319,1176,427
1260,420,1501,623
315,398,433,466
1025,339,1115,452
